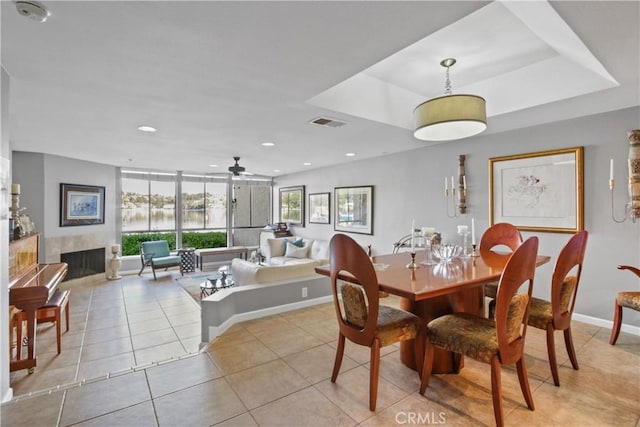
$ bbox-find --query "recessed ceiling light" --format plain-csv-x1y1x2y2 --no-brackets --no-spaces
273,169,281,173
261,142,275,147
345,152,356,157
303,162,311,166
137,125,157,133
208,164,218,168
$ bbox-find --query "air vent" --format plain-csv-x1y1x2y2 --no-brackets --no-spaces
310,117,347,128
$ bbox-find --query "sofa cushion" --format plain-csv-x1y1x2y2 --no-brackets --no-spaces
285,243,309,259
309,239,330,263
231,258,322,286
285,238,304,248
266,238,287,258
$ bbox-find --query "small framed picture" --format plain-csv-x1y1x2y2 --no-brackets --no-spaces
334,185,374,235
309,192,330,224
60,183,105,226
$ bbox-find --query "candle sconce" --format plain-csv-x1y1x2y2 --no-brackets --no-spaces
610,130,640,223
446,155,467,217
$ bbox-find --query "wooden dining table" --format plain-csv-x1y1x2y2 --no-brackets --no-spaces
315,250,551,374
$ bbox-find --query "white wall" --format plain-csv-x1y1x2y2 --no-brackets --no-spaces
275,107,640,326
1,66,13,402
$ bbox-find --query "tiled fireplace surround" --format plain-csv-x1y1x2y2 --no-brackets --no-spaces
45,231,111,279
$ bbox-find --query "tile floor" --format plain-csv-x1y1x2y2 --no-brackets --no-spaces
2,272,639,426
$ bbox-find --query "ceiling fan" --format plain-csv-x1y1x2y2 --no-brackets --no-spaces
228,156,246,176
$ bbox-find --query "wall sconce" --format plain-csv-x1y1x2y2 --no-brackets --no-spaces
610,129,640,223
445,155,467,217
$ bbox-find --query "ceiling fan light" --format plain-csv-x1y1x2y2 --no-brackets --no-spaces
413,94,486,141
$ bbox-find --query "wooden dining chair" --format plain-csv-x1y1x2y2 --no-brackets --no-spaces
610,265,640,345
480,223,523,314
526,230,588,386
329,233,426,411
420,237,539,427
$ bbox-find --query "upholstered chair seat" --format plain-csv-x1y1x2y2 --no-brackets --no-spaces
616,291,640,311
610,265,640,345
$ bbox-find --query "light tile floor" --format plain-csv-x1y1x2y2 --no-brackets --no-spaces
2,273,639,426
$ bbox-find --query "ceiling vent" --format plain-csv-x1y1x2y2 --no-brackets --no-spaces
310,117,347,128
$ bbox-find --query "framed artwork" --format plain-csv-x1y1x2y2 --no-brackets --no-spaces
309,192,330,224
489,147,584,233
60,183,105,226
279,185,305,226
334,185,374,235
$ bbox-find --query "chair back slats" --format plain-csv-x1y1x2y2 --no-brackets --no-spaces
551,231,588,328
329,234,379,346
495,236,538,364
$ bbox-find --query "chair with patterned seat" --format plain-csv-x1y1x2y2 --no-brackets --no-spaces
610,265,640,345
480,223,523,315
420,237,539,427
329,233,426,411
526,230,588,386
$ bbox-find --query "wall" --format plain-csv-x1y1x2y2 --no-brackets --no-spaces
274,107,640,327
12,152,117,271
1,66,12,402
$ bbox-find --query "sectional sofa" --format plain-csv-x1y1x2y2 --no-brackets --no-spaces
200,235,332,344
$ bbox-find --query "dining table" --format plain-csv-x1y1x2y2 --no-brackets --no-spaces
315,250,551,374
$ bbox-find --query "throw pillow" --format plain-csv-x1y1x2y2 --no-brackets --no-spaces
267,238,287,258
284,243,309,259
285,238,304,248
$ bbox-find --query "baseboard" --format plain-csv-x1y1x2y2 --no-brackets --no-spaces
206,295,333,341
2,387,13,403
572,312,640,336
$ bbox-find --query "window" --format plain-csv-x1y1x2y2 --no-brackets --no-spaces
119,169,272,255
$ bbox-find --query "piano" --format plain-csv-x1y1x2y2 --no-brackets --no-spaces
9,234,68,372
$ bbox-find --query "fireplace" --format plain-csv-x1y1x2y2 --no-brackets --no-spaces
60,248,105,280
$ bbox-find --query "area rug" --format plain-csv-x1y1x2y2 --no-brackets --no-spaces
175,273,210,303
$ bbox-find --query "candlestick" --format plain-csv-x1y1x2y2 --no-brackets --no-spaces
406,252,419,269
445,177,448,192
471,218,476,245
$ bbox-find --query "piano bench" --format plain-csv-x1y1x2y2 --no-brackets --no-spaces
15,290,70,357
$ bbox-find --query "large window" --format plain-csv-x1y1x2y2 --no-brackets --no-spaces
119,169,272,255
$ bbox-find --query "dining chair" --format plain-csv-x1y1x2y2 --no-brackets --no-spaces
420,237,539,427
609,265,640,345
480,223,523,314
329,233,425,411
526,230,588,386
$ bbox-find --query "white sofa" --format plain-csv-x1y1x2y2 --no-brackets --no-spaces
231,236,329,286
201,235,332,343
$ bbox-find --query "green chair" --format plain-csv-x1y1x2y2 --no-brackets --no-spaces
138,240,181,280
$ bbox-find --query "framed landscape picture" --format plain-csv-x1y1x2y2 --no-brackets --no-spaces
334,185,373,235
309,192,330,224
60,183,105,226
279,185,305,226
489,147,584,233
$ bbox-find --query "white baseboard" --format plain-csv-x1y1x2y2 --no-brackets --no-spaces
572,313,640,336
2,387,13,403
207,295,333,340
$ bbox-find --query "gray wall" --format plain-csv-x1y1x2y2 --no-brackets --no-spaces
275,107,640,326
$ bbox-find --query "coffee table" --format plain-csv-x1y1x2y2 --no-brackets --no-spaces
200,265,235,299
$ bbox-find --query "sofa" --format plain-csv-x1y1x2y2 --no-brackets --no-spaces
202,235,332,343
231,236,330,286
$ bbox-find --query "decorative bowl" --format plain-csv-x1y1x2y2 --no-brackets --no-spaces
432,244,463,263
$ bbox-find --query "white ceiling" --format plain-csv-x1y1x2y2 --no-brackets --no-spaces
2,1,639,178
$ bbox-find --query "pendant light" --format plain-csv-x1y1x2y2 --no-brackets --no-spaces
413,58,487,141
